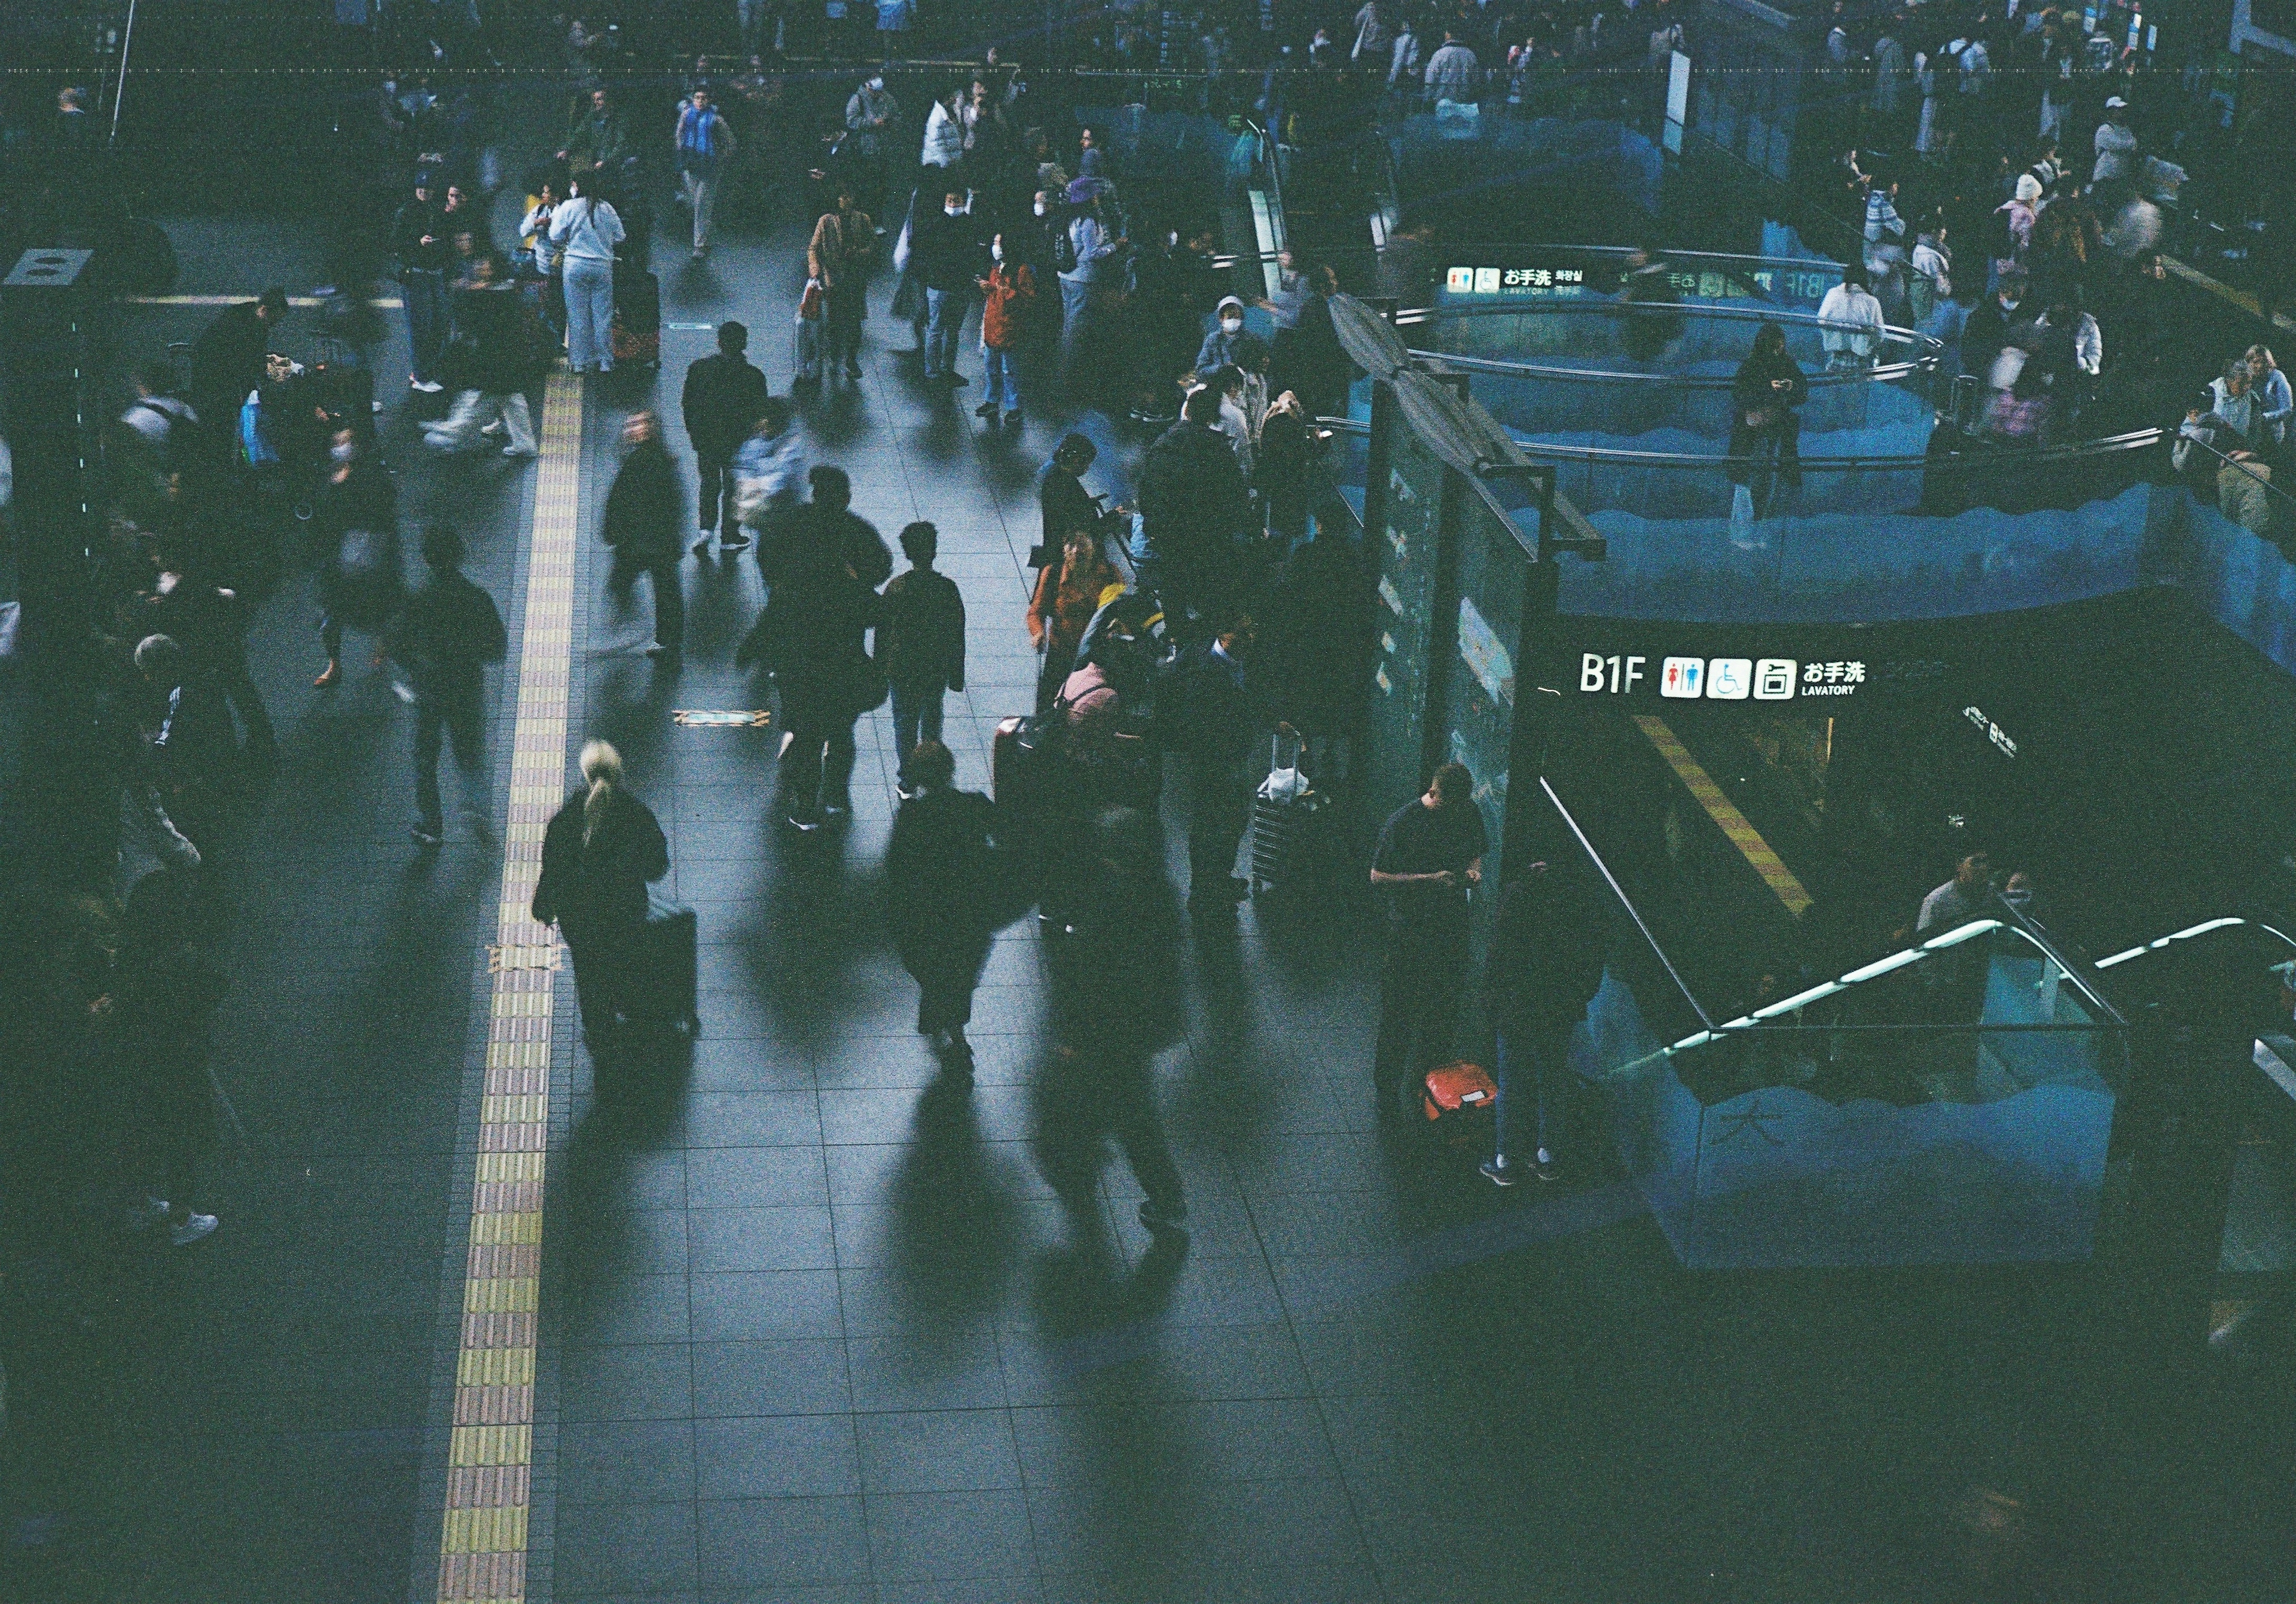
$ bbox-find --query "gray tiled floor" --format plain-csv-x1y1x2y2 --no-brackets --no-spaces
530,216,1469,1603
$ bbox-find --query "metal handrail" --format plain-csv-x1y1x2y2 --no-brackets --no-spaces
1394,300,1942,389
1315,414,2167,472
2180,430,2296,517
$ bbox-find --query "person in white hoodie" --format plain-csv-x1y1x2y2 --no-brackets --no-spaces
548,172,626,374
1816,268,1885,368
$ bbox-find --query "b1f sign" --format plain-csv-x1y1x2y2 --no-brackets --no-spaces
1580,653,1648,694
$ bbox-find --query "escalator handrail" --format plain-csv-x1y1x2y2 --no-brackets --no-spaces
2092,915,2296,972
1314,415,2170,475
2175,431,2296,519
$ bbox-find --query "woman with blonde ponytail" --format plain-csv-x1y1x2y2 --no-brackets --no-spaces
533,739,669,1044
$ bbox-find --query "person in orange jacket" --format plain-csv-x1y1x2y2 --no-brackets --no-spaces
974,231,1034,430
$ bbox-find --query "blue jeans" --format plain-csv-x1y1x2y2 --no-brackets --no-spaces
563,255,616,373
1493,1024,1568,1165
401,269,446,383
890,679,945,779
924,288,964,377
981,346,1019,410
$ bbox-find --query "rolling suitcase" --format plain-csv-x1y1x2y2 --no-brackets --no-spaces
625,896,700,1035
1248,732,1324,894
610,269,661,367
1422,1060,1498,1148
993,715,1028,809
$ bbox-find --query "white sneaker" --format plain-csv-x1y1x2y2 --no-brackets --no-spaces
480,420,506,437
502,444,538,459
170,1212,219,1246
411,378,444,394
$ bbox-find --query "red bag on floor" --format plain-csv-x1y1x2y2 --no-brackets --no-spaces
1423,1060,1498,1145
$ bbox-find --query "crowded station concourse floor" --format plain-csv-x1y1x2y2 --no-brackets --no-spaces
4,184,2290,1604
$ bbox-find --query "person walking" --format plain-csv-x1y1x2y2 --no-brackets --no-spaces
1369,761,1486,1116
974,232,1034,427
1136,386,1253,638
1040,805,1188,1233
532,740,670,1047
188,287,289,450
1055,181,1123,356
601,411,686,657
114,870,227,1247
549,173,627,374
913,185,985,385
395,523,508,847
312,428,404,690
738,467,887,831
878,522,966,796
731,400,808,563
1027,527,1119,713
422,255,541,458
807,185,876,381
136,536,274,763
885,738,999,1073
1480,864,1605,1186
1168,618,1275,917
674,86,738,260
393,180,452,392
680,321,771,556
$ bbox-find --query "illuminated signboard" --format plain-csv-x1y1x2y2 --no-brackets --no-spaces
1577,653,1877,701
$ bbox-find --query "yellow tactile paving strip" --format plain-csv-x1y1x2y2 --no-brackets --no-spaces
435,368,582,1604
1634,714,1814,917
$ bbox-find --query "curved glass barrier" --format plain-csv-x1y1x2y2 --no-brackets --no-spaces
1394,301,1940,457
1526,777,2131,1268
1321,414,2170,623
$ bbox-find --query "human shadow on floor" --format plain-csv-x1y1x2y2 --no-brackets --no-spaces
877,1069,1024,1350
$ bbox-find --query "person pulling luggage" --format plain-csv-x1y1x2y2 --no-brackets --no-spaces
533,740,670,1048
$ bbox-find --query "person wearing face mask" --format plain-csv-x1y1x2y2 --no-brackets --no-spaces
912,187,987,385
1193,295,1269,377
1960,270,2030,383
843,72,898,215
975,232,1034,428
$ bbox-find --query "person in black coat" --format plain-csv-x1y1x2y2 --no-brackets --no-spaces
738,466,887,830
532,740,670,1042
1263,530,1372,774
912,185,988,383
884,740,999,1072
601,411,685,655
395,523,508,847
1036,432,1127,571
1481,863,1605,1185
1725,322,1808,499
680,319,771,555
188,287,288,462
1166,617,1280,914
1136,385,1253,638
422,256,539,456
312,428,404,689
1039,805,1189,1234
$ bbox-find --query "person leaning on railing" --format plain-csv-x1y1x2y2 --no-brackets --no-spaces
2178,359,2276,535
